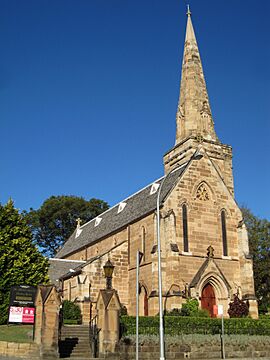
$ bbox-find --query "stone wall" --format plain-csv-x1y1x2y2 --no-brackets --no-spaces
0,341,39,359
116,335,270,359
62,241,129,321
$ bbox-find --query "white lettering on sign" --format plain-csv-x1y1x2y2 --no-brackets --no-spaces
9,306,23,323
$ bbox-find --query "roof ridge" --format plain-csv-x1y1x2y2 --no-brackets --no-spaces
49,258,86,263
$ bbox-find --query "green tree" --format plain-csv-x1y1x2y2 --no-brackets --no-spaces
241,207,270,313
0,200,48,324
25,196,109,257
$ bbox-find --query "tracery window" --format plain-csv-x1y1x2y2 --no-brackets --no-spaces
196,183,209,201
182,204,189,252
221,210,228,256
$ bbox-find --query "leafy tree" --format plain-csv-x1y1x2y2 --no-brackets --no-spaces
241,207,270,313
25,196,109,257
0,200,48,324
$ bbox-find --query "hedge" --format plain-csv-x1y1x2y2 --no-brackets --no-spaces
120,316,270,336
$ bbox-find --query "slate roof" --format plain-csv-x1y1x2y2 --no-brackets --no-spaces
48,259,86,284
55,163,188,259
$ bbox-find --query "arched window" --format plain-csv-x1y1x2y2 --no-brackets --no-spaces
141,226,146,261
221,210,228,256
182,204,189,252
68,281,71,301
139,284,148,316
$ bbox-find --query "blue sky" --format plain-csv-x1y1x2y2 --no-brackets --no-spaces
0,0,269,220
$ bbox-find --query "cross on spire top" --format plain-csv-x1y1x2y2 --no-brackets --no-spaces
186,4,191,17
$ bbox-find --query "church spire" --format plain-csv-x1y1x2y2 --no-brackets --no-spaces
175,7,218,144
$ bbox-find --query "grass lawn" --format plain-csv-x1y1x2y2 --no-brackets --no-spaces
0,325,33,343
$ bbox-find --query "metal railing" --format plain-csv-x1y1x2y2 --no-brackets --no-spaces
89,315,100,358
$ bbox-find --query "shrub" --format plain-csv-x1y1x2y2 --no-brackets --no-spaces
165,299,209,318
181,298,200,316
195,308,210,318
228,295,249,318
62,300,81,322
164,308,182,316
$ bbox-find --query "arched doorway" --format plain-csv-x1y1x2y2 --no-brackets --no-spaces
201,283,216,317
139,285,148,316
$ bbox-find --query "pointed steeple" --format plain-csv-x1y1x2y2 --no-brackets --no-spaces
175,7,218,144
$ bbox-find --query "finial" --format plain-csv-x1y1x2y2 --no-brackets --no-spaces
207,245,214,258
76,218,81,228
186,4,191,17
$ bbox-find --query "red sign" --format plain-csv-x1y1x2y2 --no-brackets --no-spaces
213,305,218,316
22,307,35,324
9,306,35,324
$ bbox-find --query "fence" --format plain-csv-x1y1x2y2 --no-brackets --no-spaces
120,316,270,337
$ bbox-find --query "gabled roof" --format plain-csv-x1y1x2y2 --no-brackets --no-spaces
190,256,231,291
39,285,54,303
98,289,121,310
55,163,188,259
49,244,123,284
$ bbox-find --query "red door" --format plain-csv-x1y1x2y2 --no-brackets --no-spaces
201,283,216,317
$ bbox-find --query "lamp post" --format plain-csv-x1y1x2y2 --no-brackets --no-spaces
156,151,202,360
103,259,115,290
156,174,169,360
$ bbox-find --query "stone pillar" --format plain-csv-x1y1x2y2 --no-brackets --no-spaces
34,288,43,345
82,299,91,324
96,289,121,355
247,298,259,319
34,285,61,359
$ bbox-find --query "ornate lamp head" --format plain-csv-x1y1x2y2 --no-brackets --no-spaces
103,259,115,289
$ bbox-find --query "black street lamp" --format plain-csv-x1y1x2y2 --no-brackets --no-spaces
103,259,115,290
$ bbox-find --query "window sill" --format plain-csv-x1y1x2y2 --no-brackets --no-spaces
222,255,232,260
181,251,193,256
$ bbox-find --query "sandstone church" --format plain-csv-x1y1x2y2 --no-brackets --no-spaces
49,8,258,320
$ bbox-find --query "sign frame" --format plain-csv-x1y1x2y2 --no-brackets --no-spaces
8,285,37,338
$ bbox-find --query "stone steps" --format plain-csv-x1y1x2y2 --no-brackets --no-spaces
59,325,95,358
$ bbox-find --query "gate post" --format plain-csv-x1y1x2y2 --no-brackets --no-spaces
34,285,61,359
96,289,121,356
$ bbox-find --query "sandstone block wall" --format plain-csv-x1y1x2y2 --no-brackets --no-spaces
0,341,39,359
116,335,270,359
62,241,129,321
